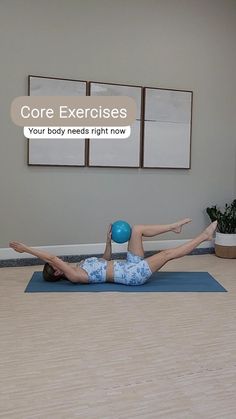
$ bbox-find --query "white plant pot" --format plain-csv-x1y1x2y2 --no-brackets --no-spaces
215,232,236,259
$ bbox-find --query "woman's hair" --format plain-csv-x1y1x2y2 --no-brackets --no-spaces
43,263,65,282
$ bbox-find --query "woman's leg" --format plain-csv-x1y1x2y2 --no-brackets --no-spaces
128,218,191,257
145,221,217,272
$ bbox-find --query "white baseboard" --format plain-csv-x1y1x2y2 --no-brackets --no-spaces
0,239,214,261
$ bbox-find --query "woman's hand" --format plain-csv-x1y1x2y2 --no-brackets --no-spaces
106,224,112,243
9,241,28,253
102,224,112,261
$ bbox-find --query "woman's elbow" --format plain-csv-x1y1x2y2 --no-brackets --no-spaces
67,273,88,284
66,273,79,283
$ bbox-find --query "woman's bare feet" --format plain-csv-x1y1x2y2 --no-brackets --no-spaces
202,221,218,240
172,218,192,233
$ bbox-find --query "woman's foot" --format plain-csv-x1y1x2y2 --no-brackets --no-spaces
202,221,218,240
172,218,192,233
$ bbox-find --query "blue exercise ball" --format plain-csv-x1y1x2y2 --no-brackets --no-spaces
112,220,132,243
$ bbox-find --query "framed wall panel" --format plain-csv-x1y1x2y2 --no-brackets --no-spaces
88,82,143,168
28,75,87,166
143,87,193,169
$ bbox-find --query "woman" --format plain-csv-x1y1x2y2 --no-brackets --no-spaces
9,219,217,285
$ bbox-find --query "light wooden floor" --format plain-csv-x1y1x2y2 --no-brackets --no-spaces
0,254,236,419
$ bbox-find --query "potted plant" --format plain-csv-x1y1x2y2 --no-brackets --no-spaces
206,199,236,258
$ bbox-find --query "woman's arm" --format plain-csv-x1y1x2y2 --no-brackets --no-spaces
102,225,112,260
9,241,56,263
9,241,88,283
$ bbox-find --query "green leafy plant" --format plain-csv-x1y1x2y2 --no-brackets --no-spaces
206,199,236,234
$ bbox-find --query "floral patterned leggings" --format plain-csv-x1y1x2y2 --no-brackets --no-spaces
113,251,153,285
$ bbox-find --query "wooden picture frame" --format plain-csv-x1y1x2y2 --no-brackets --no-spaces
88,81,143,168
27,75,88,167
142,87,193,169
27,75,193,170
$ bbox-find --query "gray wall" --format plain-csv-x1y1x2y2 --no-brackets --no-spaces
0,0,236,247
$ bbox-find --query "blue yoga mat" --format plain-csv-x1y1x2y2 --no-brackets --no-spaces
25,271,227,293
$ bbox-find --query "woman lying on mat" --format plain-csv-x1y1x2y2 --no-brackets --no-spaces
9,219,217,286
